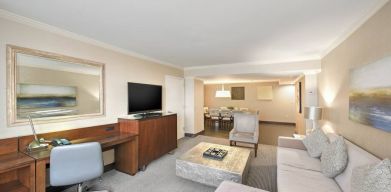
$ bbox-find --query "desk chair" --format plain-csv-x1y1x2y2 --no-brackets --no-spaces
229,113,259,157
50,142,108,192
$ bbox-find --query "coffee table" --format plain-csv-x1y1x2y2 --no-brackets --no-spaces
176,142,251,187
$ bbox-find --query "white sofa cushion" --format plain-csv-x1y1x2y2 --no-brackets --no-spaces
334,139,381,192
321,136,348,178
303,128,329,158
277,147,322,172
277,164,342,192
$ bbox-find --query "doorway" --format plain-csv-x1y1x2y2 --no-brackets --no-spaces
165,75,185,139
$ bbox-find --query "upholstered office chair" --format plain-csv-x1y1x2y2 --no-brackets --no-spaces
50,142,108,192
229,113,259,157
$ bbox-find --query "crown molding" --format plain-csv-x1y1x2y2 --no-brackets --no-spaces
203,79,298,85
293,74,305,83
203,79,279,85
321,0,389,58
0,9,183,70
185,59,321,77
184,57,321,70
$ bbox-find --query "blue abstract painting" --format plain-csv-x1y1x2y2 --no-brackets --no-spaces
349,57,391,132
17,84,77,109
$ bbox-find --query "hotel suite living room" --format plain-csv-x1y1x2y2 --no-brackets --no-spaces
0,1,391,192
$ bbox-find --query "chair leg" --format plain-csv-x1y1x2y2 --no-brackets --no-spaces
254,143,258,157
77,183,83,192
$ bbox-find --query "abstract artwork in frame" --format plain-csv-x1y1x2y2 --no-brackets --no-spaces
257,86,273,100
349,57,391,132
17,84,77,109
231,87,245,100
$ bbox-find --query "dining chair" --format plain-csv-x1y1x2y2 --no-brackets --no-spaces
220,110,233,130
204,107,211,126
209,108,221,128
239,108,249,112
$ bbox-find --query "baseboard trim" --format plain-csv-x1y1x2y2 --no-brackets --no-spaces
259,121,296,126
104,163,116,172
185,130,205,138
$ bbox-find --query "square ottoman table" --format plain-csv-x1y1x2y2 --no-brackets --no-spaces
176,142,251,187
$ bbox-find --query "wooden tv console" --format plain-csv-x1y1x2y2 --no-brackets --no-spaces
119,113,177,170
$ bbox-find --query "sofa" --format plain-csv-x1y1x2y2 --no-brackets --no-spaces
216,133,381,192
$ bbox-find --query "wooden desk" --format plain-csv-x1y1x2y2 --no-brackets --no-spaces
0,138,35,192
18,124,138,192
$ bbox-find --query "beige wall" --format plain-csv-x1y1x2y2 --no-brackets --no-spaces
295,76,306,134
194,79,204,134
18,66,100,115
318,2,391,158
184,78,204,134
204,82,295,123
0,17,183,139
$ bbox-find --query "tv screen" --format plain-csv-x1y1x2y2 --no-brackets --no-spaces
128,82,162,114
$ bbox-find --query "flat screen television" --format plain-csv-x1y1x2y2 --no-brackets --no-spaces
128,82,162,114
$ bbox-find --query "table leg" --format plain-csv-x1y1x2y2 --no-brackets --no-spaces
115,137,138,175
35,160,46,192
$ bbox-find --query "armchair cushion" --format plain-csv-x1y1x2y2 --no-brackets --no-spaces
229,113,259,144
229,131,258,144
233,113,258,133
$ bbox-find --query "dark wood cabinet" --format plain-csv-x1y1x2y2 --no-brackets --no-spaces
119,114,177,169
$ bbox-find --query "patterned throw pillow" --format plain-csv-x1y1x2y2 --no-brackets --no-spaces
351,159,391,192
302,128,329,158
320,136,348,178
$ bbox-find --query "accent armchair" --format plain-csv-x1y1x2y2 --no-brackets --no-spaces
229,113,259,157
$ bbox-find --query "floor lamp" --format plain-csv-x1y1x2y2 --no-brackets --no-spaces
304,106,323,135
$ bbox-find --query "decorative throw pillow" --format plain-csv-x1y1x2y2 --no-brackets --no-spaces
302,128,329,158
320,136,348,178
351,159,391,192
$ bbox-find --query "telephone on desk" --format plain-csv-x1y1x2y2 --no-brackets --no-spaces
51,138,71,146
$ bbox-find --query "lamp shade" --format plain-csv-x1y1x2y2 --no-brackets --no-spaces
304,106,323,120
215,84,231,98
215,90,231,98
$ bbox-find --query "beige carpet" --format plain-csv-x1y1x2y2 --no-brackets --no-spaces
65,135,277,192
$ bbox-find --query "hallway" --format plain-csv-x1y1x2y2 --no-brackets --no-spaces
202,122,295,146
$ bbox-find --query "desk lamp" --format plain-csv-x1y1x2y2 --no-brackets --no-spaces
26,109,76,152
27,114,48,152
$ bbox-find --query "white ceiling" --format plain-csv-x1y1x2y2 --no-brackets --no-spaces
0,0,387,68
199,73,300,85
